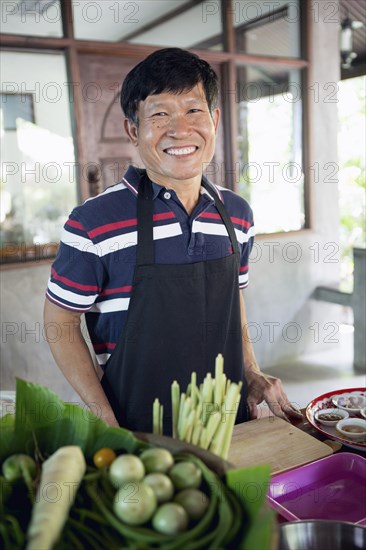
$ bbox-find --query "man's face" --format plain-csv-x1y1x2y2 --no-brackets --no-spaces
124,83,220,188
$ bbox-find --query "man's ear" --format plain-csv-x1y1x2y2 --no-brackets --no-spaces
212,107,220,134
124,118,138,146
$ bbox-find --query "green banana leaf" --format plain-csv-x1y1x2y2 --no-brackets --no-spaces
0,379,147,462
0,378,276,549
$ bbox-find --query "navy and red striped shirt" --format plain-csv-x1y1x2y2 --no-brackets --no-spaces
46,166,255,366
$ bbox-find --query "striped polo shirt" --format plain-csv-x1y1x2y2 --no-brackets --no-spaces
46,166,255,367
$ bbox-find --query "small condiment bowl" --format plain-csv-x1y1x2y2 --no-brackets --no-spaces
332,393,366,413
314,408,349,426
336,418,366,441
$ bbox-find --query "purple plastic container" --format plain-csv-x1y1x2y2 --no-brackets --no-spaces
267,453,366,525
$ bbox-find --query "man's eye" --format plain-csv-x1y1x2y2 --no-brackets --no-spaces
188,109,202,113
153,112,167,117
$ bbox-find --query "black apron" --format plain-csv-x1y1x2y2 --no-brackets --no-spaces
101,174,249,433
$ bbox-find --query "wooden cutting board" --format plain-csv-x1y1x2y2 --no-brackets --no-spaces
228,417,333,475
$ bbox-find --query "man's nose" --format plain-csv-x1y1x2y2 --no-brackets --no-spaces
166,115,192,137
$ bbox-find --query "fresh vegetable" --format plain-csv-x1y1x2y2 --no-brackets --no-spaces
152,502,188,535
143,473,174,503
26,445,86,550
153,354,243,459
2,454,36,501
113,482,157,525
109,454,145,488
1,379,275,549
153,398,164,435
169,461,202,490
174,488,209,521
140,447,174,474
93,447,116,468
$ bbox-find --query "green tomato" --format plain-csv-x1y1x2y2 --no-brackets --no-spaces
152,503,188,535
169,461,202,490
140,448,174,474
143,473,174,503
113,482,157,526
109,454,145,489
174,489,209,521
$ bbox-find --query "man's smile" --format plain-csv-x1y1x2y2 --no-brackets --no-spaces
163,146,198,157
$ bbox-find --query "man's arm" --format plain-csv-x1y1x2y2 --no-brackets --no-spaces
43,299,118,426
240,292,302,421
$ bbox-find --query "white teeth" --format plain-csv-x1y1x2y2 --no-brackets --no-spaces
165,147,196,156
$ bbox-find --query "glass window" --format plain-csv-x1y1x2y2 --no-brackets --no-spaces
234,0,301,58
0,51,77,262
73,0,223,50
236,65,304,233
1,0,63,38
0,94,34,131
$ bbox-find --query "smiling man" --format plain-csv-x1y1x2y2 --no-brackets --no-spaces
44,48,302,432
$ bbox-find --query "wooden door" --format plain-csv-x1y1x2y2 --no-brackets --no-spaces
78,54,225,199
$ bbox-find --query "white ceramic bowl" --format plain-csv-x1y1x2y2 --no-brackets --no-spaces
314,408,349,426
336,418,366,441
332,393,366,413
360,407,366,420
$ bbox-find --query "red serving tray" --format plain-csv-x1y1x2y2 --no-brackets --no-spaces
306,387,366,451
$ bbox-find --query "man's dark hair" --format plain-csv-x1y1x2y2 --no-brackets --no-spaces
121,48,218,124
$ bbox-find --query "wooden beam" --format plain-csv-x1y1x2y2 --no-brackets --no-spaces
222,0,235,53
302,0,314,231
0,33,308,69
61,0,74,40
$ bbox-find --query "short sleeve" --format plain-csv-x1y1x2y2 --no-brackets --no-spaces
238,206,255,289
46,211,106,311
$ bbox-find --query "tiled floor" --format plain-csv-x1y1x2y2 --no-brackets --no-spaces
262,328,365,410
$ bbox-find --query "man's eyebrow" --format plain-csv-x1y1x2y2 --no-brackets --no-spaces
147,97,206,109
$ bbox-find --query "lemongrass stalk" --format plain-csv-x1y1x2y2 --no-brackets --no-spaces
184,410,196,443
221,388,242,460
192,419,203,446
171,380,180,439
196,401,202,424
214,354,224,408
178,395,192,440
209,383,240,457
190,372,197,408
205,411,222,448
201,373,213,406
153,398,160,435
199,427,210,450
177,392,186,438
193,385,201,406
221,374,227,403
159,404,164,436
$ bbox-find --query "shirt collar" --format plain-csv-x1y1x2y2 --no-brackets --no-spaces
122,165,222,203
122,166,167,200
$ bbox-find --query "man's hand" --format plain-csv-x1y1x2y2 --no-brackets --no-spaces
246,370,303,422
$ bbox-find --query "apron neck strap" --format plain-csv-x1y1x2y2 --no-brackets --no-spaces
136,173,154,266
201,180,240,256
136,174,240,266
